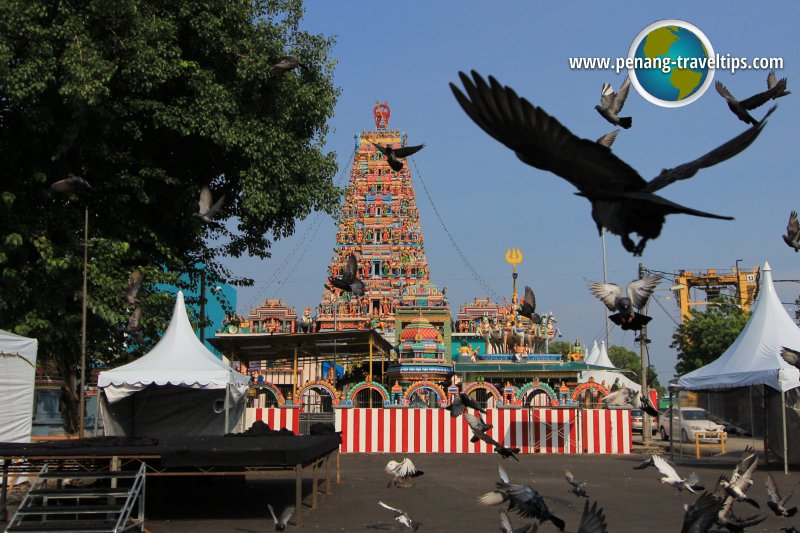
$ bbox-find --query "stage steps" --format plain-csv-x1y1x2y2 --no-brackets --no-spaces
4,463,146,533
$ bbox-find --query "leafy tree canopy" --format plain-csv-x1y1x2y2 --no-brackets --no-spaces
607,345,664,395
0,0,340,432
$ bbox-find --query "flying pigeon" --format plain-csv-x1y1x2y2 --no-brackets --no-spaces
270,56,306,75
565,470,588,498
125,307,142,333
385,458,424,488
268,504,294,531
716,493,766,532
327,254,365,297
602,387,635,407
479,465,565,530
499,509,537,533
682,491,725,533
369,140,425,172
466,417,520,461
51,175,94,193
767,71,791,99
781,347,800,368
450,71,773,257
445,392,486,417
576,500,609,533
715,79,783,125
595,78,632,129
463,412,493,434
720,470,760,509
766,473,797,518
596,129,620,149
784,211,800,252
652,454,699,493
589,275,660,331
639,396,660,418
124,269,144,304
378,501,421,531
194,186,225,223
518,286,540,324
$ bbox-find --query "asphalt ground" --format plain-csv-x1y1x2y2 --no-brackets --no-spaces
3,436,797,532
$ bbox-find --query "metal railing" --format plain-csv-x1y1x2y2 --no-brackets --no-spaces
113,462,145,533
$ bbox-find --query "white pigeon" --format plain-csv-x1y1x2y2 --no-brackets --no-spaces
378,501,421,530
652,454,698,493
384,457,423,488
268,504,294,531
720,453,760,508
194,185,225,223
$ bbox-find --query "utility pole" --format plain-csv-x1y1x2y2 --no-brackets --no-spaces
638,262,651,444
199,267,206,344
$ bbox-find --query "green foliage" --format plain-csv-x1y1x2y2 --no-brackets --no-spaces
607,345,664,394
547,340,573,359
0,0,340,433
671,300,749,376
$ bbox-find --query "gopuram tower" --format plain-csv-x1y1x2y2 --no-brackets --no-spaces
316,102,447,339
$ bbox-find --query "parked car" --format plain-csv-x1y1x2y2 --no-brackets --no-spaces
659,407,726,443
630,408,658,435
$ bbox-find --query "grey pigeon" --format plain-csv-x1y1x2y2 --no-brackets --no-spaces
194,186,225,223
268,504,294,531
720,462,759,509
464,412,493,433
479,465,565,530
682,491,725,533
595,78,632,128
589,275,660,331
716,493,766,533
445,392,486,417
270,56,305,75
575,500,608,533
499,509,538,533
378,501,421,530
767,71,791,99
766,472,797,518
596,129,619,149
565,469,588,498
450,71,774,257
518,286,540,324
124,269,144,304
716,79,784,125
782,347,800,368
633,456,656,470
369,140,425,172
125,307,142,333
466,416,520,461
327,254,365,297
784,211,800,252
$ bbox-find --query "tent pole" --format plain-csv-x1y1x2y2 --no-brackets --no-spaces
669,389,674,463
749,385,755,451
782,390,789,475
763,385,770,464
224,382,230,434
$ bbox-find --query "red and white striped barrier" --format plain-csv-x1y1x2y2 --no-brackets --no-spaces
530,408,580,454
244,407,300,433
581,409,631,454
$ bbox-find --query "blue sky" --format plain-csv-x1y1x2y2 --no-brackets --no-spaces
221,2,800,384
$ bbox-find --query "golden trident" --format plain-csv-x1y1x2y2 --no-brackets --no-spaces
505,248,523,302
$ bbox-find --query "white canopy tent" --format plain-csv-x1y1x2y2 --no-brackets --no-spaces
98,291,249,437
0,330,38,443
582,340,641,393
678,262,800,472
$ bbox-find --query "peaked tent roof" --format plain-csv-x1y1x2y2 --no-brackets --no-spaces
584,340,600,365
678,262,800,392
98,291,249,401
0,329,37,366
592,341,617,369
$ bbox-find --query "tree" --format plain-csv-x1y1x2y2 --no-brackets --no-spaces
0,0,340,433
607,345,664,394
548,340,573,359
671,300,749,376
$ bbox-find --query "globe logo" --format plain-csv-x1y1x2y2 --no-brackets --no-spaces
628,20,715,108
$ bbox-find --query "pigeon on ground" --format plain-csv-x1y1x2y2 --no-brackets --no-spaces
518,286,540,323
766,473,797,518
445,392,486,417
124,269,144,304
596,130,620,149
682,491,725,533
767,71,791,99
450,71,773,257
596,78,632,129
51,174,93,193
715,79,784,125
268,504,294,531
385,458,424,488
270,56,306,75
369,140,425,172
565,470,588,498
499,509,538,533
784,211,800,252
378,501,421,530
781,347,800,368
652,454,700,493
479,465,565,530
327,254,365,297
194,186,225,223
588,276,660,331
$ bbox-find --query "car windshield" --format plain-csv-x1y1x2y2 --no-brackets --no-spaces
681,410,709,421
631,409,642,416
